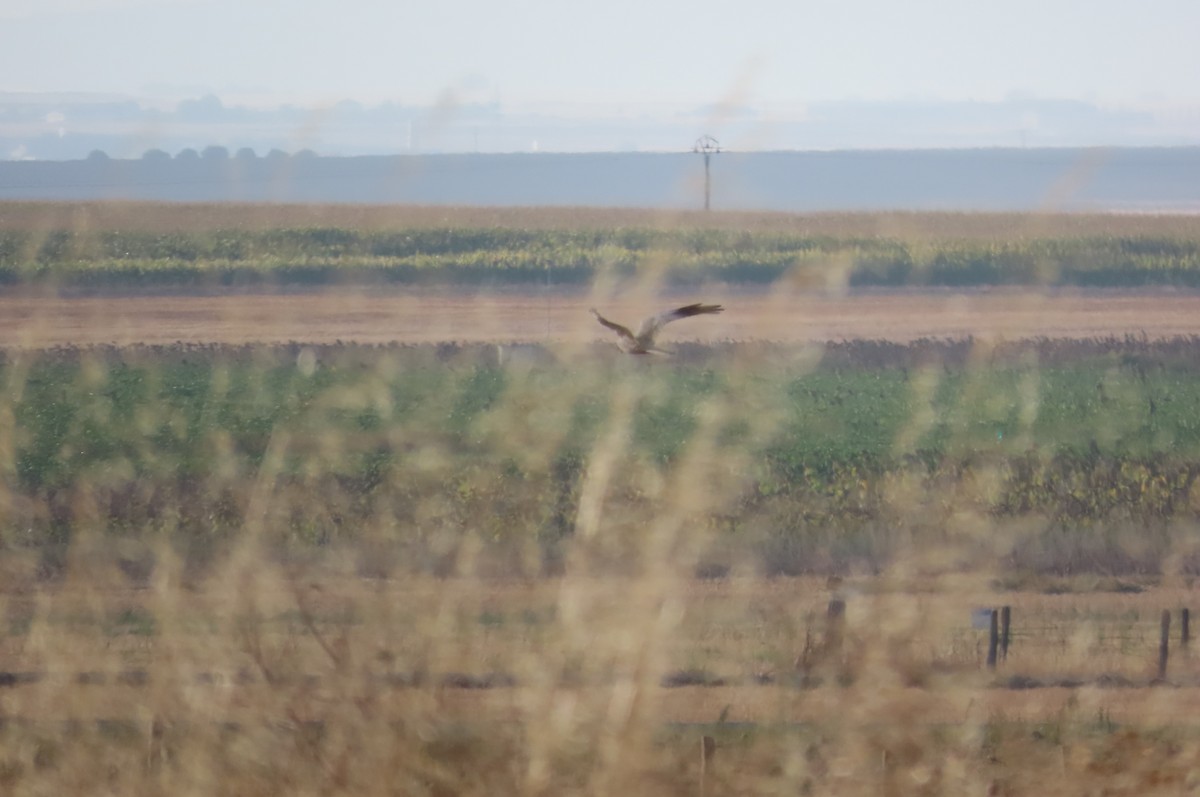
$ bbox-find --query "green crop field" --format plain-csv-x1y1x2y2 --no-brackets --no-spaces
4,201,1200,291
5,337,1200,581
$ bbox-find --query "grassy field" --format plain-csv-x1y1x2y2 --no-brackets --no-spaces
4,201,1200,291
5,203,1200,794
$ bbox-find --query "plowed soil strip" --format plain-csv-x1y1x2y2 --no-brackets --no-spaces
2,289,1199,348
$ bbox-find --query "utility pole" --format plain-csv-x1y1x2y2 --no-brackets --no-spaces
692,135,722,211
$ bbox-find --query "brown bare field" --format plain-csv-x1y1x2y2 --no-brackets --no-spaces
3,287,1200,348
5,570,1200,794
5,575,1198,723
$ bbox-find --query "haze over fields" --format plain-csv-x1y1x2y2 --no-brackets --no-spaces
3,92,1199,161
2,147,1199,211
3,0,1200,160
1,2,1198,209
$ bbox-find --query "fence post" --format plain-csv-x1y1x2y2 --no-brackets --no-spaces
825,599,845,656
987,610,999,670
1182,608,1190,650
1000,606,1011,662
1158,610,1171,682
700,735,716,797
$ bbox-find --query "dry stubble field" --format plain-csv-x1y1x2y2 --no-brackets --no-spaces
6,286,1200,348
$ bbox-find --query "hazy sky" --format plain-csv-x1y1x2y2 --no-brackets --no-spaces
3,0,1199,110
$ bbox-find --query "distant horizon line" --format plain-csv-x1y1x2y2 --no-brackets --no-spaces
4,89,1200,114
4,92,1196,161
9,143,1200,163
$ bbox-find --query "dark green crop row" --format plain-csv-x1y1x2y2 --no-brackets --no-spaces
5,226,1200,288
5,338,1200,579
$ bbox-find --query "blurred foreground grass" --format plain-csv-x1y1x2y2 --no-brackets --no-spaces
5,571,1200,795
6,197,1200,791
3,338,1200,792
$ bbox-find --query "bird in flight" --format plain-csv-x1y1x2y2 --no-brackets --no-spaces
590,302,724,354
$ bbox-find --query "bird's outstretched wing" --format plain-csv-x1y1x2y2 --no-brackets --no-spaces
590,308,638,345
635,303,724,340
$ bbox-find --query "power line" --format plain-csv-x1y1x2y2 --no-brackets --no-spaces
692,135,722,211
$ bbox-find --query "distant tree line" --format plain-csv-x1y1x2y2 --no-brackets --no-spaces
85,147,319,162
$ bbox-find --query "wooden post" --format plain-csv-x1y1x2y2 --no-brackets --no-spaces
986,609,999,670
1158,609,1171,682
699,735,716,796
1182,608,1190,649
825,599,846,655
1000,606,1012,662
